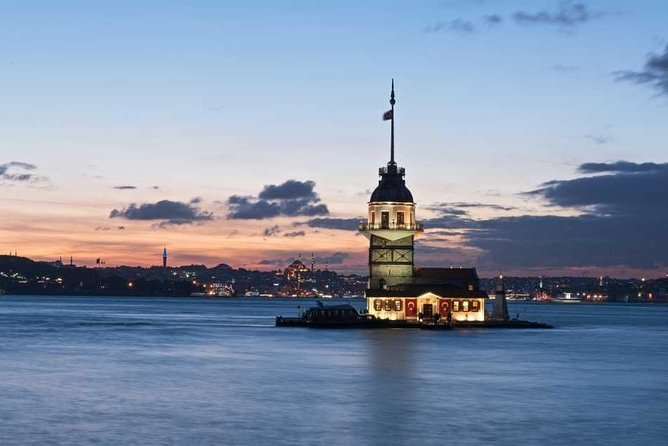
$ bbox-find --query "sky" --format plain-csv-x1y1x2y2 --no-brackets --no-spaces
1,0,667,278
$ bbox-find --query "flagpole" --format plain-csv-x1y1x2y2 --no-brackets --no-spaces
390,79,395,165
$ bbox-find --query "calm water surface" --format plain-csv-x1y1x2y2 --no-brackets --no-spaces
1,296,666,445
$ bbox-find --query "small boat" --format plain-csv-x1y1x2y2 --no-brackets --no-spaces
276,302,452,329
244,291,260,297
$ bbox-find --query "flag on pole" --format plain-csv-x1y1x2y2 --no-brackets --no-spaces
382,109,393,121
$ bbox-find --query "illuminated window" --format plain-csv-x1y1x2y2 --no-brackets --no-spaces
384,299,393,311
453,300,460,312
471,300,480,311
463,300,469,312
373,299,382,311
394,300,403,311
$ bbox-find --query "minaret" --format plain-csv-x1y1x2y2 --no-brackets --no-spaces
162,246,168,268
491,275,509,321
360,80,423,290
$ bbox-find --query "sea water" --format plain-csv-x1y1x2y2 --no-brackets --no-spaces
0,296,666,445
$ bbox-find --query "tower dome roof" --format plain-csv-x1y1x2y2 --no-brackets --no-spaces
370,163,414,203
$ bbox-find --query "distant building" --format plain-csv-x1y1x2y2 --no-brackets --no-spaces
284,259,310,281
361,82,487,322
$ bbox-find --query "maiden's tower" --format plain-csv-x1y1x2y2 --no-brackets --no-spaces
360,81,488,323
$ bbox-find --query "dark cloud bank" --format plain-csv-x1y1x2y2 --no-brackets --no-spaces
110,198,213,228
227,180,328,220
421,162,668,271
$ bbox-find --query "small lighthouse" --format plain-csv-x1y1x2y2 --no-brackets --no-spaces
491,275,509,321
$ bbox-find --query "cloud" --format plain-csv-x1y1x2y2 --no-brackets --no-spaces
227,195,281,219
407,162,668,271
227,180,329,220
316,252,350,265
614,45,668,95
258,180,318,200
113,185,137,190
513,2,605,27
422,214,478,230
0,161,47,183
263,225,281,237
110,199,213,227
578,161,663,174
425,205,468,216
283,231,306,238
484,14,502,26
301,217,363,231
526,162,668,211
426,2,607,37
424,19,475,34
95,226,126,231
426,202,516,216
584,134,611,145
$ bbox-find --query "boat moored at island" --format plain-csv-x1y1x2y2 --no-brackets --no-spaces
275,302,452,329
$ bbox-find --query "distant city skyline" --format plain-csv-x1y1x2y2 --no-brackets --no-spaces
1,1,667,278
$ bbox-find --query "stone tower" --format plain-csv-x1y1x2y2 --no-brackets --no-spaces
360,81,423,290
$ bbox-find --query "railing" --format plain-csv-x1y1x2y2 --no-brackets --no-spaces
359,221,424,232
378,166,405,176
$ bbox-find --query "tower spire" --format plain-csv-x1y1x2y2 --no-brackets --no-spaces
390,79,396,165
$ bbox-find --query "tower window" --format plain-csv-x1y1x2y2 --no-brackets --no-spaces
396,211,405,227
381,212,389,229
370,212,375,225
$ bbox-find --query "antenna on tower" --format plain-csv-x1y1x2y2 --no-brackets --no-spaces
382,79,396,166
390,78,395,164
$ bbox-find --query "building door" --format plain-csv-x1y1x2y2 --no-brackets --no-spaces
422,303,433,318
381,212,390,229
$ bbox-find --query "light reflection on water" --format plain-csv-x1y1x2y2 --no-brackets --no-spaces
0,296,667,445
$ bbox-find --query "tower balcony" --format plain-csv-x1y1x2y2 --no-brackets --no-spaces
359,221,424,241
379,166,405,176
